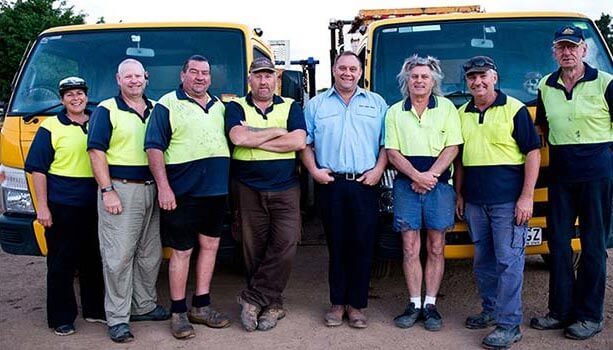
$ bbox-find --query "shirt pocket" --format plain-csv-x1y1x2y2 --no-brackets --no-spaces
428,128,446,154
355,105,378,118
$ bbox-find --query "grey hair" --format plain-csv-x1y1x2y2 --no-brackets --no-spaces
397,54,444,98
117,58,145,75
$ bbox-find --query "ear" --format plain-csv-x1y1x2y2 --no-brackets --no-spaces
144,71,149,85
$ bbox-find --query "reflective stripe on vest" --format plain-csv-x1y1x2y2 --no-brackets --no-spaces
539,71,613,145
459,96,525,166
42,117,93,177
232,97,295,161
98,98,152,166
159,93,230,164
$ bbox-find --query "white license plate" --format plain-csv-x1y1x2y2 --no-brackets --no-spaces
526,227,543,246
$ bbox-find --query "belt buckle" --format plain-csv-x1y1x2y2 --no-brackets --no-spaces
345,173,356,181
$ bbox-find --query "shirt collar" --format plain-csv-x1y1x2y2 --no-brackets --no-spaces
57,108,90,126
176,84,218,111
402,94,437,111
464,90,507,113
326,85,367,98
245,92,284,106
114,94,153,114
545,62,598,88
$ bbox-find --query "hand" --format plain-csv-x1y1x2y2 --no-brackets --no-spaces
455,193,464,220
410,182,429,194
158,186,177,211
515,194,533,225
357,168,384,186
36,205,53,228
103,191,123,215
412,171,439,191
312,168,335,185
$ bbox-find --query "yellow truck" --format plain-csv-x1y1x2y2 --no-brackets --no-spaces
0,22,306,258
328,6,613,263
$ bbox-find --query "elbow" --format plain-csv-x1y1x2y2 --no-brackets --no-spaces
295,140,307,151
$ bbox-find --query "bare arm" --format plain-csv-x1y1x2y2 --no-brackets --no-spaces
453,154,465,220
146,149,176,211
258,130,306,153
88,149,122,214
515,148,541,225
229,125,288,148
358,147,387,186
31,172,52,227
429,145,459,176
300,144,334,184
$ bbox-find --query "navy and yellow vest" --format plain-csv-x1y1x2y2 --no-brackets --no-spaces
41,117,93,177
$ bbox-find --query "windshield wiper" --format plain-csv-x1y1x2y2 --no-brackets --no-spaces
444,90,472,98
23,101,99,123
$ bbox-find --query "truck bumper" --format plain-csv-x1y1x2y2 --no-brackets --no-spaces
0,214,42,256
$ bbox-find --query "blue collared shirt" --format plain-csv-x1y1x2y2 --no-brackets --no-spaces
304,86,387,173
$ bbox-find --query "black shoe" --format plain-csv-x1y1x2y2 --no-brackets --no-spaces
54,324,75,336
130,304,170,322
393,302,422,329
422,304,443,331
466,311,496,329
530,313,571,330
482,325,522,349
564,320,604,340
108,323,134,343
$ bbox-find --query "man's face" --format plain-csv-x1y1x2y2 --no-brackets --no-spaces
116,62,146,98
181,60,211,97
407,65,435,98
333,55,362,93
249,71,276,102
553,41,587,69
466,70,497,100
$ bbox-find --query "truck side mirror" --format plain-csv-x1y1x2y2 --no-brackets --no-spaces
281,70,305,106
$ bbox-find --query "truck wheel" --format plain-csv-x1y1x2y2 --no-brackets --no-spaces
540,252,580,271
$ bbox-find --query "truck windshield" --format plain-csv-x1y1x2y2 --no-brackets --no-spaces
371,18,613,106
9,27,246,115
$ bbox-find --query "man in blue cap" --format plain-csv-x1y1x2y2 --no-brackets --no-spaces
530,25,612,341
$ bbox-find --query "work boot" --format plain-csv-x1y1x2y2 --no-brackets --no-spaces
108,323,134,343
188,305,231,328
481,325,522,349
466,311,496,329
170,312,195,340
394,302,422,329
237,296,260,332
530,313,571,330
54,324,76,336
564,320,604,340
130,304,171,322
257,306,286,331
422,304,443,331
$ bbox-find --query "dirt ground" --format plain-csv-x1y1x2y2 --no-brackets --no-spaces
0,245,611,350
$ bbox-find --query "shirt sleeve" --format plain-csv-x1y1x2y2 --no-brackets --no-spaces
535,89,547,129
287,101,306,132
25,127,54,174
224,101,245,137
604,79,613,122
384,108,400,150
444,105,463,147
512,106,541,154
303,98,317,145
144,103,172,151
87,106,113,151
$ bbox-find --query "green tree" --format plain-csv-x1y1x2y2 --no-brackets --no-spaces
0,0,86,102
595,13,613,52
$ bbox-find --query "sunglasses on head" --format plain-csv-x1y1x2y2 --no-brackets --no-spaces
463,57,497,72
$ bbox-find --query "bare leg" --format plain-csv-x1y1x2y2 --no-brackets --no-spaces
195,235,220,295
402,230,422,298
425,229,445,298
169,248,193,300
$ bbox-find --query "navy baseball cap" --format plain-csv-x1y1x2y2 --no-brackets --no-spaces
553,25,584,45
463,56,497,75
249,57,276,73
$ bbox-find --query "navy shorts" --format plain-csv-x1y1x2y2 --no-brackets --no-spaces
392,178,456,232
161,195,226,250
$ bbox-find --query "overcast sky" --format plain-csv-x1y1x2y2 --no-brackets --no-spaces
68,0,607,87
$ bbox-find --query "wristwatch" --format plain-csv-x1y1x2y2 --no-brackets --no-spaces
100,185,115,194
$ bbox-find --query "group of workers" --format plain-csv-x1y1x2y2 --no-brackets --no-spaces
24,25,611,349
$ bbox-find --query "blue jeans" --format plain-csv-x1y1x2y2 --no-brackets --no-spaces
392,179,456,232
464,201,527,327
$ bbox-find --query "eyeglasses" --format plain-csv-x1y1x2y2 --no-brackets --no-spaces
463,57,497,72
553,44,580,52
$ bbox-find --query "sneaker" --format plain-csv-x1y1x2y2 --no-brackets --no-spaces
324,305,344,327
170,312,195,340
84,317,107,324
564,320,604,340
108,323,134,343
393,302,422,329
54,324,75,336
257,307,286,331
188,305,231,329
237,296,261,332
530,313,571,330
422,304,443,331
130,304,171,322
466,311,496,329
481,325,522,349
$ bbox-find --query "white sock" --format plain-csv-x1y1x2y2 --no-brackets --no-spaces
410,297,422,309
424,295,436,306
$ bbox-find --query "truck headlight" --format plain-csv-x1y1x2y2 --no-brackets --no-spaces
0,165,35,214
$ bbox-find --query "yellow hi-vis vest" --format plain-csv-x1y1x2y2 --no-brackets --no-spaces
459,95,526,166
539,70,613,145
98,98,152,166
42,117,93,177
232,96,296,161
158,93,230,165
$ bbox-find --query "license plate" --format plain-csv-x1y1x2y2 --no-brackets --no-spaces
526,227,543,246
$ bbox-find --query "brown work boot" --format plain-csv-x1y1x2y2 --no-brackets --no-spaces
257,306,287,331
324,305,345,327
237,296,261,332
188,305,231,329
170,312,195,340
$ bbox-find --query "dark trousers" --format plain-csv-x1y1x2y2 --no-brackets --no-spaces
547,177,612,322
316,179,378,309
233,180,301,308
46,201,105,328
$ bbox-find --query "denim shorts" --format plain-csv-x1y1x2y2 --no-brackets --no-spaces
392,178,456,232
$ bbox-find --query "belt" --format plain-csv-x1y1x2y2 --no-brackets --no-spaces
112,178,155,185
330,172,364,181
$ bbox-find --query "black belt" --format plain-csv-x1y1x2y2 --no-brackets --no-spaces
112,178,155,185
330,172,364,181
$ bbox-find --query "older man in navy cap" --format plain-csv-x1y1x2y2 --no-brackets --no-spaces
530,25,613,341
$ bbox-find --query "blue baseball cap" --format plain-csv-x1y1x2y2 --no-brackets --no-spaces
553,25,584,45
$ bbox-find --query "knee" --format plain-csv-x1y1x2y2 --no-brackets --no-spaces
428,242,444,257
402,242,420,262
172,248,193,261
199,237,220,252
